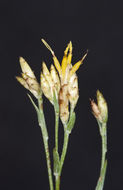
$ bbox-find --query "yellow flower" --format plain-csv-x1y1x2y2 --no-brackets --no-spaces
41,39,87,123
41,39,87,82
16,57,40,98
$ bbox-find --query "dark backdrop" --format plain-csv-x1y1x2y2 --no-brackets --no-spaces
0,0,123,190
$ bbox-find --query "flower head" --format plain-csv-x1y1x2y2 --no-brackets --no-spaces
41,62,60,104
16,57,40,98
41,39,87,83
91,90,108,123
42,39,87,123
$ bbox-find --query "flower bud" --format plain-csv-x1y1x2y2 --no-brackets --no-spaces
41,62,61,104
91,90,108,123
42,62,53,85
68,73,79,110
50,65,60,95
16,57,40,98
90,99,102,122
16,76,29,89
40,73,53,104
97,90,108,123
19,57,36,78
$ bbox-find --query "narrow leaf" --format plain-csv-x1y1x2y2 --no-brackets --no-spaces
27,94,39,113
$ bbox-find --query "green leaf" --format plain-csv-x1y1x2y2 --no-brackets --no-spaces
67,111,76,133
27,94,39,113
53,148,60,176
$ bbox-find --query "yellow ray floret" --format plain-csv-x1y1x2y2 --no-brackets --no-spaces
41,39,61,75
61,42,70,77
69,51,88,77
67,41,72,65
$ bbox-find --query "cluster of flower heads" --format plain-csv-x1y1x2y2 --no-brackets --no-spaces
16,40,87,124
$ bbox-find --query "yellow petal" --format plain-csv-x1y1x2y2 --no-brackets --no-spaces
19,57,35,78
41,39,61,75
67,41,72,65
61,42,70,77
69,52,88,77
53,56,62,76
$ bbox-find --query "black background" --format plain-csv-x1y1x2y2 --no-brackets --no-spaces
0,0,123,189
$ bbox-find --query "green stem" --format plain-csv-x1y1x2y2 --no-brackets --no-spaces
95,123,107,190
55,130,69,190
38,97,54,190
57,107,75,190
54,97,60,190
54,97,59,153
101,124,107,171
59,129,69,175
55,176,60,190
55,111,59,151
